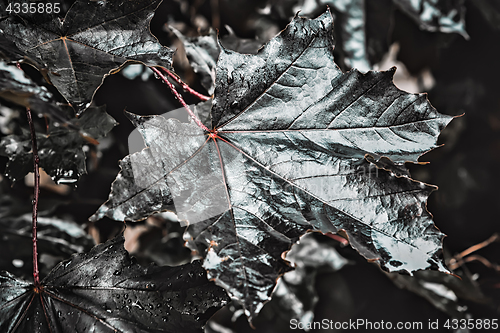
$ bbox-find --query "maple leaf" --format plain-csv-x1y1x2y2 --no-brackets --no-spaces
0,105,116,183
265,0,468,70
170,26,263,95
0,235,229,333
0,213,95,280
92,11,453,320
0,59,66,122
0,0,173,114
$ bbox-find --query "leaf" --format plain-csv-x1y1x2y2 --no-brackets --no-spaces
0,60,66,122
394,0,469,38
265,0,468,70
0,105,116,183
272,233,348,326
0,213,95,280
0,235,229,333
170,27,219,96
171,27,263,95
0,0,173,114
92,11,453,320
387,269,489,318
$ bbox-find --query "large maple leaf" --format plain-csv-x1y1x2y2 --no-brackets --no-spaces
0,235,229,333
91,11,453,320
0,0,173,114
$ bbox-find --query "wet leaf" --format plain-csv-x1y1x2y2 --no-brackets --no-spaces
0,213,95,280
0,60,66,122
0,0,173,114
93,11,452,320
265,0,467,70
0,105,116,183
0,235,229,333
171,27,262,95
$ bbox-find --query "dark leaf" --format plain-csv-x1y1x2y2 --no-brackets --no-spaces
0,60,65,122
171,26,262,95
93,11,452,320
170,27,219,95
0,235,229,333
0,34,25,62
387,269,488,318
272,233,348,325
262,0,393,71
394,0,468,38
0,105,116,183
0,213,95,280
0,0,173,114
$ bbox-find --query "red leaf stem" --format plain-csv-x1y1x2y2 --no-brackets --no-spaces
159,67,211,101
150,67,211,132
26,107,41,288
17,62,41,288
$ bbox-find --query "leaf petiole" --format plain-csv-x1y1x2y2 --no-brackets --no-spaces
159,67,211,101
17,62,41,288
150,66,211,132
26,107,41,288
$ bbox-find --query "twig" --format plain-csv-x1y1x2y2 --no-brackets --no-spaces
448,233,499,271
159,67,210,101
150,67,211,132
449,254,500,271
26,107,41,288
455,233,499,259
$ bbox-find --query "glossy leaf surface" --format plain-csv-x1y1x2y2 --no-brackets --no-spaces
0,0,173,114
0,235,229,333
0,105,116,183
93,11,452,320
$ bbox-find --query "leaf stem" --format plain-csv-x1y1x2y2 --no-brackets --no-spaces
26,107,41,288
159,67,211,101
150,67,211,132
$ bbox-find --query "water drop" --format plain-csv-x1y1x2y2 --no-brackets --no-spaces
230,101,239,109
113,270,121,275
177,273,183,280
162,316,169,322
124,294,128,299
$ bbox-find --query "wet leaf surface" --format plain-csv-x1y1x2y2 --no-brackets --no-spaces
171,27,263,96
0,60,66,123
0,235,229,333
0,213,95,280
0,0,173,114
0,105,116,183
93,10,452,320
